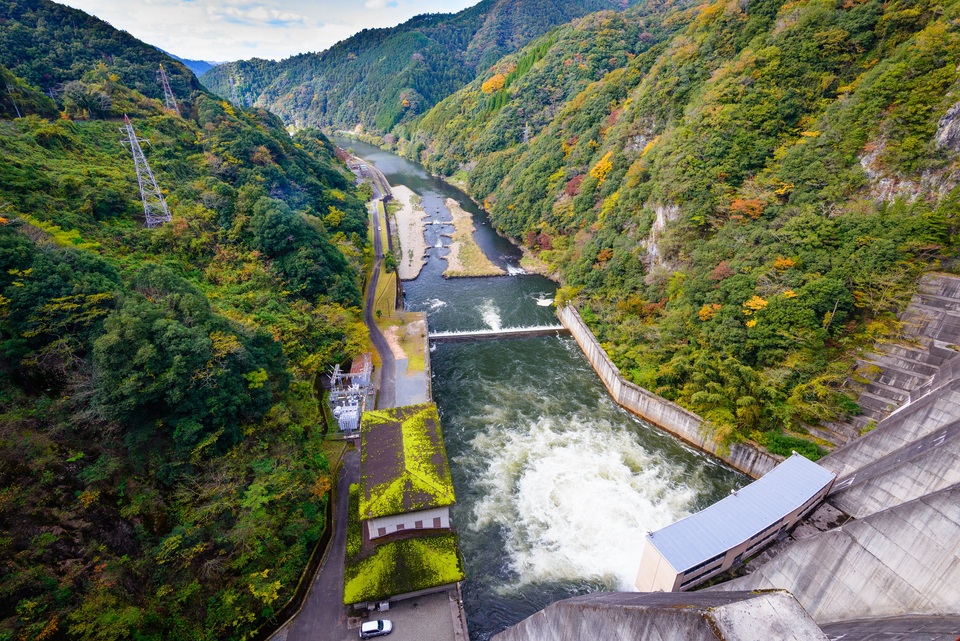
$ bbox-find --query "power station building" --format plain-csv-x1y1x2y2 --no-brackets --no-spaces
635,453,836,592
359,403,456,540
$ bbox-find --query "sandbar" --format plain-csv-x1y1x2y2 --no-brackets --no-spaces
442,198,506,278
391,185,428,281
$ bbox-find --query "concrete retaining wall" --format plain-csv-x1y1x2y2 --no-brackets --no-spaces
557,305,780,479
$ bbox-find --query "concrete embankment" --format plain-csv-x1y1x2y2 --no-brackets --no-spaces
557,304,779,479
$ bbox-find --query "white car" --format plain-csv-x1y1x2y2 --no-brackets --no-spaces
359,619,393,638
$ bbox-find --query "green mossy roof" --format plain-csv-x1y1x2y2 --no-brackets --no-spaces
359,403,456,519
343,532,464,605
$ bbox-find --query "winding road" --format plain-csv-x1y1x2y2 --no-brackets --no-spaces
273,159,399,641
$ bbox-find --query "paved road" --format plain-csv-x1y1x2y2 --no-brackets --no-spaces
274,161,400,641
282,449,359,641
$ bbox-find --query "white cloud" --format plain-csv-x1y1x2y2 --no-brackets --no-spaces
59,0,479,61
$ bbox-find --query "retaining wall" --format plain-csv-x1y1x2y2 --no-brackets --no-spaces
557,305,780,479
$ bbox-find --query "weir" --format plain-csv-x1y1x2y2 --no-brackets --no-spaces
428,324,568,342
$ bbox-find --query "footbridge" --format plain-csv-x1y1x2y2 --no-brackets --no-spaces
428,324,569,342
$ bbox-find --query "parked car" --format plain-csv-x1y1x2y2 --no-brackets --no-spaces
359,619,393,638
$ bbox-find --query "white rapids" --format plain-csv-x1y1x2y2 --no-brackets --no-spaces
479,299,502,331
465,407,700,591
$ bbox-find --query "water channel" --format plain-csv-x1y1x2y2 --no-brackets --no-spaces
334,137,747,641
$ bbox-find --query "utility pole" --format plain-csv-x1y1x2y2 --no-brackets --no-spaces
157,64,181,116
4,82,21,119
120,115,172,228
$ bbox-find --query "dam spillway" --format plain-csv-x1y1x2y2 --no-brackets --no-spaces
428,324,568,342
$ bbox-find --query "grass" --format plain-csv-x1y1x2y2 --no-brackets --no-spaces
321,438,348,473
397,316,426,373
373,270,397,320
346,483,362,561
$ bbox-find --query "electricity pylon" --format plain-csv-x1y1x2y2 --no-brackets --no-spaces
120,115,171,228
157,64,181,116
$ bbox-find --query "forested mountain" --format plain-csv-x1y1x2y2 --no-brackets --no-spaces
0,1,370,639
394,0,960,453
199,0,639,133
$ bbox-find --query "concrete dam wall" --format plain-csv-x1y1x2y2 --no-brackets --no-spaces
491,590,827,641
712,485,960,624
558,305,779,479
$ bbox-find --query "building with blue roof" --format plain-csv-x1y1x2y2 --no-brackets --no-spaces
635,453,836,592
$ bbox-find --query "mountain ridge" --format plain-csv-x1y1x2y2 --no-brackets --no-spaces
390,0,960,453
199,0,641,132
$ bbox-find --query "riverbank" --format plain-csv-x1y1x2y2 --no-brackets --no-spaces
391,185,428,281
443,198,506,278
558,304,781,479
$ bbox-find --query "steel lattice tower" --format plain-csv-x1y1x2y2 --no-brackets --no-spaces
120,115,171,228
157,64,181,116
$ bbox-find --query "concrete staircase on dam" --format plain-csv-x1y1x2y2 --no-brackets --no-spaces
815,273,960,447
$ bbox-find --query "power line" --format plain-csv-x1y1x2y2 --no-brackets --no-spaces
120,114,172,228
157,63,181,117
4,82,21,119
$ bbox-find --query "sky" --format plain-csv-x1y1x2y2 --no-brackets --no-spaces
59,0,480,62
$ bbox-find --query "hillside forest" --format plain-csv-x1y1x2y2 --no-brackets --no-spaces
4,0,960,635
199,0,642,134
0,0,372,639
379,0,960,454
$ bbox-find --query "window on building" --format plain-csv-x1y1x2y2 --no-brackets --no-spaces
397,523,405,531
433,517,442,528
378,527,386,537
415,520,423,529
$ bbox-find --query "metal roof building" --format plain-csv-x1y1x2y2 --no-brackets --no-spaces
636,453,836,592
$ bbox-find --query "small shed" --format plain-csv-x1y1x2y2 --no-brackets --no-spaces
360,403,456,540
636,453,836,592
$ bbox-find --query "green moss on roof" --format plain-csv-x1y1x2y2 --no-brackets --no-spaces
359,403,456,519
343,533,464,605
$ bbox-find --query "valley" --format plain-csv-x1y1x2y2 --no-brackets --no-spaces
2,0,960,638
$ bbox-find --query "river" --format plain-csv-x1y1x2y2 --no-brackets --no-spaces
334,137,746,641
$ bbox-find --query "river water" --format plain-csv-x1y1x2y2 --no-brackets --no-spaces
334,137,746,640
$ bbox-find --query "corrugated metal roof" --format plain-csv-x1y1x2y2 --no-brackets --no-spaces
646,454,836,572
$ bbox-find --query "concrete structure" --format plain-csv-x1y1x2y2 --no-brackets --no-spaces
636,454,836,592
428,324,567,342
365,505,451,540
827,411,960,519
819,381,960,483
558,304,781,479
712,485,960,624
359,403,456,541
817,273,960,446
491,591,827,641
820,615,960,640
